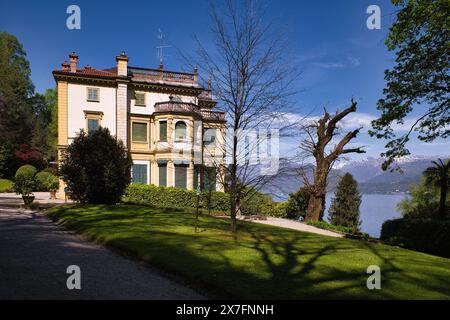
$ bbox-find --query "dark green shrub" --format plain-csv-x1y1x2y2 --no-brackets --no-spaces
35,171,53,191
307,220,370,239
286,187,310,220
0,179,14,192
381,218,450,258
124,184,230,212
200,190,230,212
13,165,37,197
60,128,132,204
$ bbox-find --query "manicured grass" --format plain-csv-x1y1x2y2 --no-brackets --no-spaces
46,204,450,299
0,179,13,193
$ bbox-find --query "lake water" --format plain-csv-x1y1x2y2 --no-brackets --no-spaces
324,194,408,238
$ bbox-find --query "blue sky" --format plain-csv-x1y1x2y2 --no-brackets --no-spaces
1,0,448,160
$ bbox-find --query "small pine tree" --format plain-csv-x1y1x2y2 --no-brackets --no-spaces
329,173,362,232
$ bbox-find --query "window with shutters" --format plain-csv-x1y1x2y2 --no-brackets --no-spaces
132,122,148,143
132,164,148,184
201,166,216,191
159,120,167,141
158,162,167,187
175,164,187,189
84,111,103,134
87,119,99,134
135,92,145,106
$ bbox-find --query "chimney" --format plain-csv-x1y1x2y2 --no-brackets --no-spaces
69,52,78,73
193,65,198,83
61,60,70,71
116,51,129,77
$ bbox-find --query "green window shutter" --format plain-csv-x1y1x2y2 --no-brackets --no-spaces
193,165,200,191
175,164,187,189
132,122,148,142
88,119,99,134
201,167,216,191
132,164,148,184
159,121,167,141
158,163,167,187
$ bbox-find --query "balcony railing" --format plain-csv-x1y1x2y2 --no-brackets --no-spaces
154,101,225,122
201,109,225,121
128,67,197,85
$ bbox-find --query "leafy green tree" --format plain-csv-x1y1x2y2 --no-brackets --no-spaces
398,177,442,219
423,159,450,219
0,32,34,147
286,187,310,220
369,0,450,170
60,128,132,204
328,173,362,232
30,89,57,162
0,142,16,178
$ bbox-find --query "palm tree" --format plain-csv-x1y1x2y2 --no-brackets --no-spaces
423,159,450,220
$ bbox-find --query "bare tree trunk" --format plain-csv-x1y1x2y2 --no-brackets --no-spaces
230,187,237,233
306,160,328,221
300,100,365,222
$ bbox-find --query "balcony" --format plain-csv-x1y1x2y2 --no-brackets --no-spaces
201,110,225,122
154,101,225,122
128,67,198,85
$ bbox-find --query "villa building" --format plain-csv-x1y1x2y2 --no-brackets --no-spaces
53,52,226,199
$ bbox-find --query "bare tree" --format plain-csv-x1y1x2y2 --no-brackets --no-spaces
299,99,365,222
193,0,299,233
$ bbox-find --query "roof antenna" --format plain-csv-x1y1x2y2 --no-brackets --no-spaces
157,29,171,69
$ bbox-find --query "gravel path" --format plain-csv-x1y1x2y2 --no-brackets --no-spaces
0,201,204,300
242,217,344,238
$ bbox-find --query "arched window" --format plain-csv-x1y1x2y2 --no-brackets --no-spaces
175,121,187,140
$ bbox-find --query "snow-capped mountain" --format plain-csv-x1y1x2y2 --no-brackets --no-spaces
336,155,449,193
262,155,449,199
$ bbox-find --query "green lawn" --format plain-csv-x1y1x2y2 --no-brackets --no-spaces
46,204,450,299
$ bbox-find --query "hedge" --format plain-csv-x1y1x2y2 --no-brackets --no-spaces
123,184,287,217
307,220,370,239
123,184,230,213
0,179,13,193
381,218,450,258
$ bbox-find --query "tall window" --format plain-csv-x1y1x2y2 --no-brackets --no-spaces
135,92,145,106
132,122,148,142
202,166,216,191
132,164,148,184
175,121,187,141
159,120,167,141
87,87,99,102
175,164,187,189
87,119,99,134
158,162,167,187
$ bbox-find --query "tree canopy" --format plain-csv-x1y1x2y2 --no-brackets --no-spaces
0,32,57,177
370,0,450,170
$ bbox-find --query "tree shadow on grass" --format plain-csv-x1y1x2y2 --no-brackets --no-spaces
47,205,450,299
